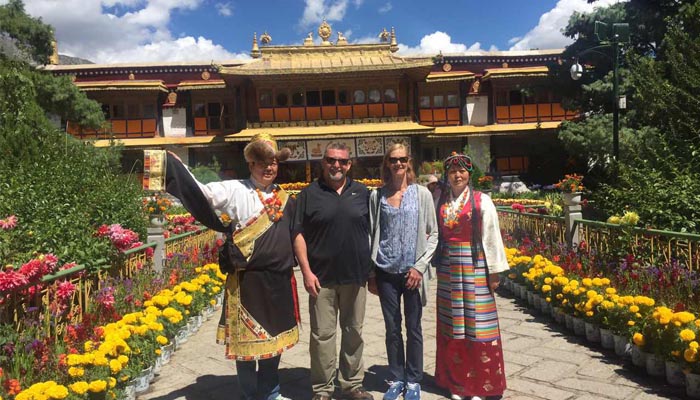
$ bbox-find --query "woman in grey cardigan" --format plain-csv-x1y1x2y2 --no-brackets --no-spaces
368,143,439,400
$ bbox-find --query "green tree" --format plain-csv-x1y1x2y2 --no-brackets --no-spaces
0,1,146,267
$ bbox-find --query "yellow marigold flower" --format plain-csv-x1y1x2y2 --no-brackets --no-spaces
157,335,169,345
586,311,594,317
68,382,89,395
601,278,611,285
680,329,696,342
629,305,640,313
690,341,700,350
685,348,698,362
46,385,69,399
605,287,616,295
628,321,635,326
108,378,116,389
109,359,122,374
66,354,83,366
88,381,107,393
674,312,696,325
544,277,552,284
633,332,645,347
582,278,592,287
68,367,85,377
541,285,551,293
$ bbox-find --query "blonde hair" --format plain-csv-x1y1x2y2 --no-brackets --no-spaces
380,143,415,186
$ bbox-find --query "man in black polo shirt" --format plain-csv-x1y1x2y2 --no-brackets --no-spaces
293,142,373,400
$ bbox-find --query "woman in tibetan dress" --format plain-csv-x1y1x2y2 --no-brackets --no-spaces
434,152,509,400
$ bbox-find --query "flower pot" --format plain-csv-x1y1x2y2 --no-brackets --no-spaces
175,327,189,349
541,300,552,316
550,305,559,319
564,313,574,330
134,367,153,393
572,317,586,336
686,371,700,399
561,192,582,206
553,307,565,324
123,380,137,400
613,334,631,358
584,322,601,343
665,360,685,387
215,293,224,308
149,215,166,228
160,343,174,365
517,284,527,300
205,305,216,320
600,328,614,350
645,353,666,377
526,291,535,307
631,345,648,368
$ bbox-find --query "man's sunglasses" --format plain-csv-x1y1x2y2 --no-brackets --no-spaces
388,156,409,164
324,157,350,166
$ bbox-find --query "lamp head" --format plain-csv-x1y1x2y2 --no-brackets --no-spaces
570,62,584,81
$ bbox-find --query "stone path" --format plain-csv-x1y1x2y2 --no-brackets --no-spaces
142,276,687,400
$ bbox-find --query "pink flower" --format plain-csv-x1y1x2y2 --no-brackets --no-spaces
56,281,76,301
0,215,17,230
0,270,29,292
60,262,78,271
18,259,41,282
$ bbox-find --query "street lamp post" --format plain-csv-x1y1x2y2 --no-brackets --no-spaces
570,21,630,161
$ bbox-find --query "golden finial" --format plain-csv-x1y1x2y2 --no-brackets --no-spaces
390,27,398,52
304,31,314,46
49,40,59,65
251,32,261,58
336,31,348,46
260,31,272,45
379,27,389,42
318,19,332,45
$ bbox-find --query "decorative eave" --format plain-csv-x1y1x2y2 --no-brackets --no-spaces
428,121,562,137
219,44,433,76
425,71,475,83
176,80,227,91
74,80,168,92
43,61,246,78
481,66,550,81
89,136,227,148
433,49,563,65
224,121,435,141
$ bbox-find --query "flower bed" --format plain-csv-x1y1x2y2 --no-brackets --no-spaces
504,246,700,394
1,263,225,400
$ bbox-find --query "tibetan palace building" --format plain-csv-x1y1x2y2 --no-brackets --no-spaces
46,22,577,184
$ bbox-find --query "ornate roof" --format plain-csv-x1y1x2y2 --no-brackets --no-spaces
74,80,168,92
482,66,550,80
219,44,432,76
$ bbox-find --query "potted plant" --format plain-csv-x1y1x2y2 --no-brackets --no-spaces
143,192,172,227
476,175,494,193
554,174,584,205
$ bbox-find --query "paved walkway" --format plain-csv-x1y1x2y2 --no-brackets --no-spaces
142,276,686,400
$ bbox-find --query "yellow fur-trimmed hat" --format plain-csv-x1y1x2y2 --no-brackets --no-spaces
243,133,291,163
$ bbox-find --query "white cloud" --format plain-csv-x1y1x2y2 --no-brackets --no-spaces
378,2,391,13
396,31,483,56
19,0,246,63
509,0,626,51
299,0,356,28
215,2,233,17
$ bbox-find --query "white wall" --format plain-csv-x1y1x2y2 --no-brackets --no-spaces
162,107,188,137
466,95,488,126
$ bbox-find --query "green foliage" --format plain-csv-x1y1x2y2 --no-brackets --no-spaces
190,157,222,184
0,0,53,64
0,50,144,269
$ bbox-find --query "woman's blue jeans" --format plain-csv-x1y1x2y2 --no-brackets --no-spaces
376,268,423,384
236,355,281,400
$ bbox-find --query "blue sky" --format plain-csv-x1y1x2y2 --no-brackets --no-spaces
11,0,622,64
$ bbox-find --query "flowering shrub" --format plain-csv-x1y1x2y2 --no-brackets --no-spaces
95,224,142,252
554,173,584,193
476,175,494,191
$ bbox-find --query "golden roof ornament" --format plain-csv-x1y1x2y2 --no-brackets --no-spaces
390,27,398,52
260,31,272,45
49,40,59,65
251,32,261,58
318,19,332,45
379,27,389,42
304,31,314,46
336,31,348,46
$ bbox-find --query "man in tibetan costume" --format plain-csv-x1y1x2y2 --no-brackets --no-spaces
157,134,299,400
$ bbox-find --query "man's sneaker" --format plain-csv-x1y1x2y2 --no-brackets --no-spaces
382,381,404,400
450,395,463,400
404,383,421,400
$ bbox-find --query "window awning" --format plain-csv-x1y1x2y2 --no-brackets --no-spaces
74,80,168,92
428,121,562,137
224,121,435,141
482,66,550,80
176,80,227,91
88,136,227,148
425,71,475,83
